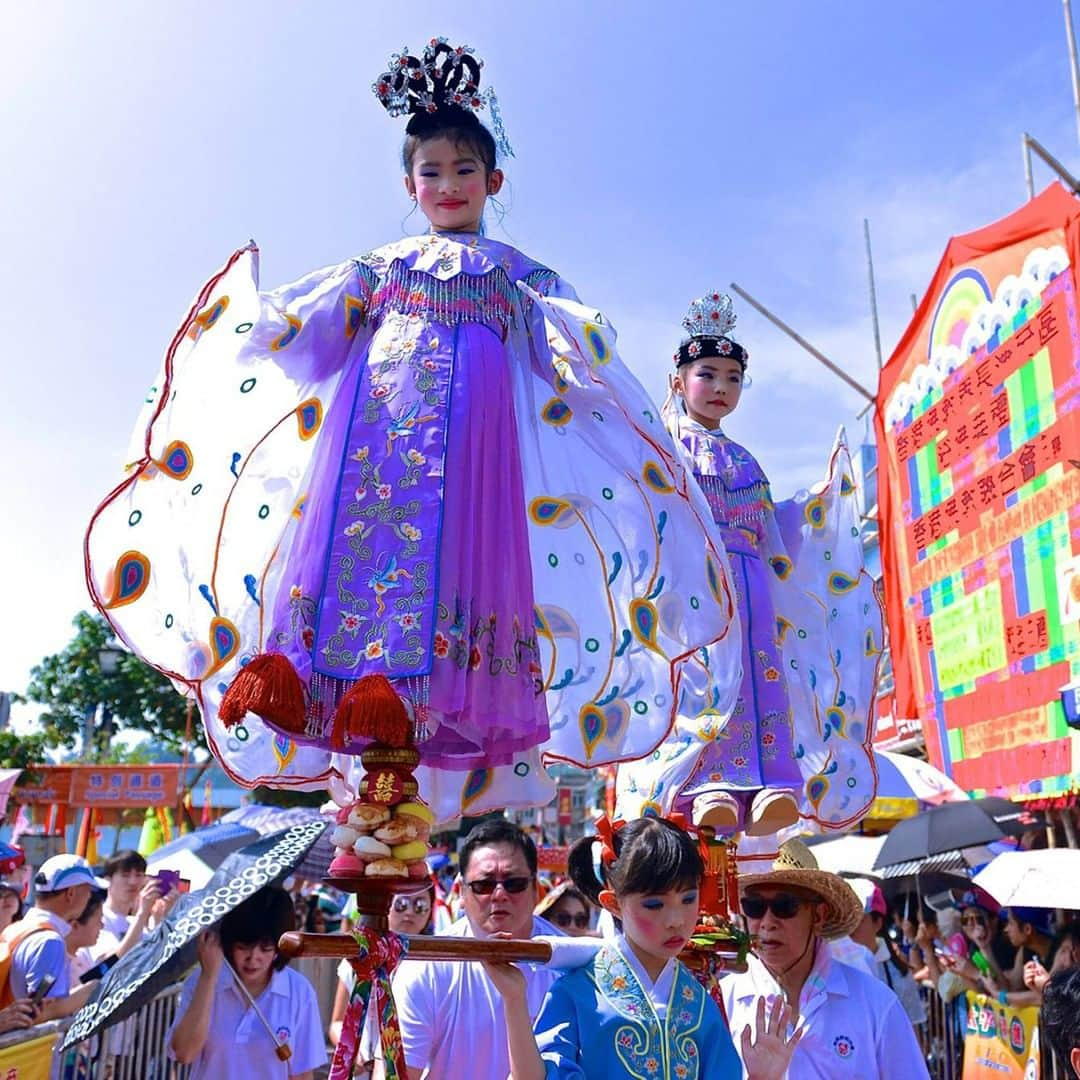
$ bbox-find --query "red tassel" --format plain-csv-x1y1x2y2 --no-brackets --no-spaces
219,653,305,733
332,674,411,749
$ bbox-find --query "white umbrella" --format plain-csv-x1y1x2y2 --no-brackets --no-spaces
972,848,1080,910
804,834,886,878
873,750,967,804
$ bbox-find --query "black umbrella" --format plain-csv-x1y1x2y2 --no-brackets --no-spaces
872,801,1005,870
62,819,327,1050
970,796,1043,838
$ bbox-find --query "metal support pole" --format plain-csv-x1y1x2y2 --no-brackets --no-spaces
729,282,876,402
1023,132,1035,201
1023,132,1080,195
864,219,884,370
1060,805,1079,849
1065,0,1080,144
910,293,918,314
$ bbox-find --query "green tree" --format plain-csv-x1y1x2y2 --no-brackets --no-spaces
24,612,195,758
0,729,53,772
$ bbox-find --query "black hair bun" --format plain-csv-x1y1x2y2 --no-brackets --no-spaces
374,39,485,120
374,38,514,161
405,103,481,138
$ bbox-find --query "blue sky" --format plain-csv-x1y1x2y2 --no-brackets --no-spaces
3,1,1079,739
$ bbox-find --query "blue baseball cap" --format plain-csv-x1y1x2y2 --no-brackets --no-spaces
34,855,107,894
1005,906,1053,933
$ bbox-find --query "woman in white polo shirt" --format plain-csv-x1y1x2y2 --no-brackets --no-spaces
169,886,327,1079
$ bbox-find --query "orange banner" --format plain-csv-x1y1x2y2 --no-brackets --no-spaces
68,765,181,807
16,765,182,808
13,768,74,805
557,787,573,826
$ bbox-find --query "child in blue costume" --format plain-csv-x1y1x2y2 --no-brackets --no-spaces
483,817,800,1079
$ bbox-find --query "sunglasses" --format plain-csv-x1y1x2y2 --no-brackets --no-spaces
465,876,532,896
962,914,988,927
392,896,432,914
551,912,590,930
741,894,807,920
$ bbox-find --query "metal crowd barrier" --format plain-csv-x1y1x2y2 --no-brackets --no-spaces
1,964,1065,1079
0,958,339,1080
915,980,1066,1080
918,985,963,1080
22,982,193,1080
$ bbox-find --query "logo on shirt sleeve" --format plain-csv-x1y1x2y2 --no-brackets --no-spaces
833,1035,855,1059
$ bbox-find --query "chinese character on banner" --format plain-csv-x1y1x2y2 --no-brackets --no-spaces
66,765,182,807
557,787,573,826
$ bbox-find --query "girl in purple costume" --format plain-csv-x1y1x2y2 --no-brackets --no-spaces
84,43,738,823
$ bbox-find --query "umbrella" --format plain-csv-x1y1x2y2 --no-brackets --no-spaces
873,751,967,804
220,803,325,835
873,801,1006,870
62,819,327,1050
972,848,1080,910
970,797,1044,838
864,750,967,824
145,822,260,889
804,834,886,878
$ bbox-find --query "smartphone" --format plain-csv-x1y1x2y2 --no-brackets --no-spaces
31,974,56,1005
79,954,119,984
156,869,181,893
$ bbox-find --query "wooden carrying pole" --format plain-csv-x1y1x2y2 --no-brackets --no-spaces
278,931,553,964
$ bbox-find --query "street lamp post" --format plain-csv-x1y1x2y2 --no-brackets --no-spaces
94,643,125,759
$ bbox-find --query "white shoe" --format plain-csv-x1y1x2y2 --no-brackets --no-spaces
744,788,799,837
691,791,740,833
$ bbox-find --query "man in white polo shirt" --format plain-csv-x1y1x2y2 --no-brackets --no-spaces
1,854,102,1018
392,819,561,1079
722,840,929,1078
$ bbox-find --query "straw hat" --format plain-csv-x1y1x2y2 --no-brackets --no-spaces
535,880,576,918
739,839,863,940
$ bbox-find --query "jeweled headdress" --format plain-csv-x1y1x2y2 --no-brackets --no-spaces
673,291,749,369
372,38,513,159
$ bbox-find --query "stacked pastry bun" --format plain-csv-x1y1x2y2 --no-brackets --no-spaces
327,744,435,880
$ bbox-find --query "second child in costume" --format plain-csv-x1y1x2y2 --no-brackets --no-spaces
617,292,883,836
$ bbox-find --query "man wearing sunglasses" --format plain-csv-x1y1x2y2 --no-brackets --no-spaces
390,819,562,1079
722,840,929,1078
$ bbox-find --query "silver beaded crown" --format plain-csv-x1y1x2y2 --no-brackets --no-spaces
673,290,749,368
681,291,738,342
372,38,514,159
